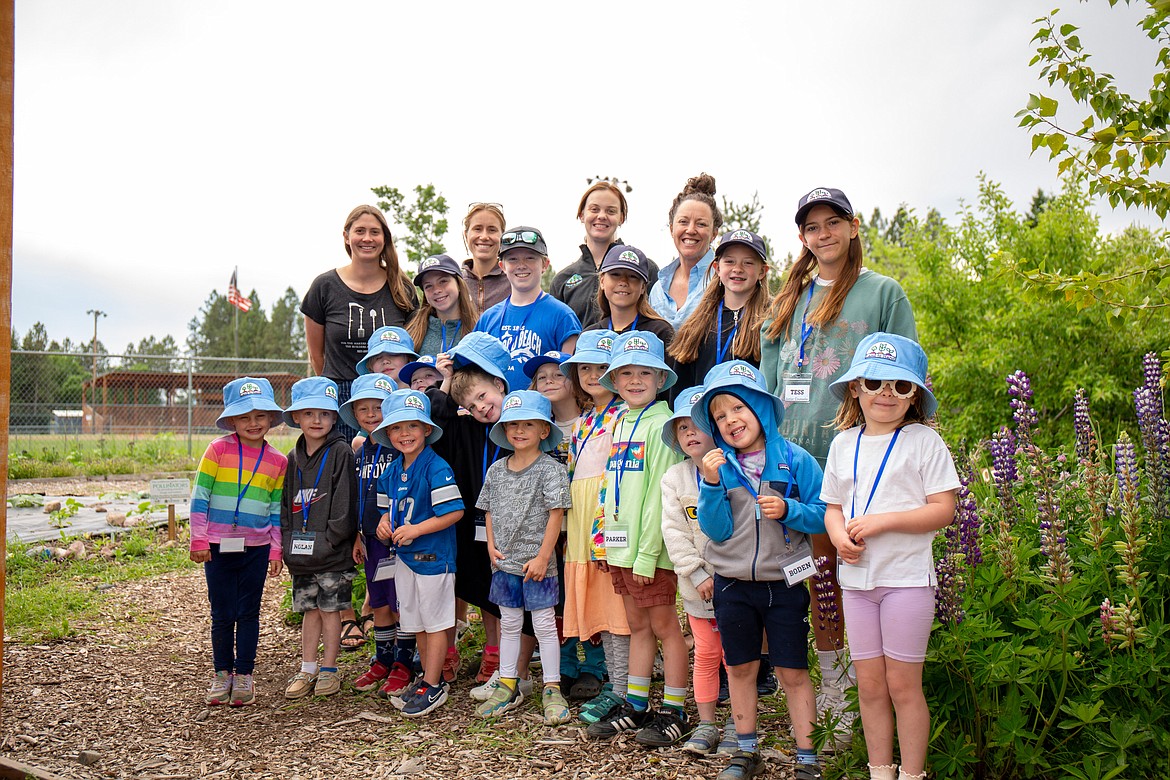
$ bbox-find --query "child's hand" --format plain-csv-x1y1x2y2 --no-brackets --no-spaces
835,535,865,565
353,536,366,565
523,554,550,582
632,572,655,587
392,523,420,546
376,515,393,542
435,353,455,381
757,495,788,521
594,559,610,573
190,549,211,563
488,544,505,565
846,514,884,544
700,449,726,484
350,434,364,453
696,576,714,601
267,559,283,577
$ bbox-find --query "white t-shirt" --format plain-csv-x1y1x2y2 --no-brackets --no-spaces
820,423,960,590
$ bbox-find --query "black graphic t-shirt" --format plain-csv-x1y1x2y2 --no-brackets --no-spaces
301,270,415,382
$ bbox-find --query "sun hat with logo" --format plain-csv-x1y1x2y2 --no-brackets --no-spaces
794,187,854,226
523,350,572,381
355,326,420,375
338,373,397,432
661,385,706,455
448,332,512,392
561,329,617,375
398,354,442,388
488,390,562,453
371,389,443,446
282,376,341,428
599,330,677,393
828,332,936,417
216,376,284,431
692,360,785,438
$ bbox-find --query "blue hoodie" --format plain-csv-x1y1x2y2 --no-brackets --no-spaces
694,364,826,582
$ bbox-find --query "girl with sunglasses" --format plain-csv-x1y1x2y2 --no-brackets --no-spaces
821,333,959,780
759,188,917,745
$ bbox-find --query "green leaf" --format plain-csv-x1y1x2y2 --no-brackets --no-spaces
1039,96,1059,116
1048,132,1067,154
1060,23,1079,36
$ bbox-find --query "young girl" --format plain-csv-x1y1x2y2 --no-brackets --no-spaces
760,188,918,728
560,331,632,721
821,333,959,780
587,244,674,348
406,254,479,356
668,229,770,401
659,386,725,754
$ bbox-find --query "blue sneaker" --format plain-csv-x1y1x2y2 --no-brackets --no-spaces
401,680,449,718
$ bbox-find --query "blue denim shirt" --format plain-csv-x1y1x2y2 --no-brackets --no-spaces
648,248,715,331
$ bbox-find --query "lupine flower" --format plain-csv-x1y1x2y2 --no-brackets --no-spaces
989,426,1018,487
934,551,965,626
1142,352,1162,393
1033,456,1072,586
1114,432,1146,593
1099,598,1115,645
1114,433,1140,504
1006,370,1039,445
1074,388,1093,461
811,557,842,639
956,465,983,566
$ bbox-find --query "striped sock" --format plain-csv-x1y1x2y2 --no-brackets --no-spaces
395,633,416,666
738,731,759,753
663,685,687,715
626,675,651,712
796,748,818,765
374,623,397,666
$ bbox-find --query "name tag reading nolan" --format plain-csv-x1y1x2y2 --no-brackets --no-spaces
290,532,316,556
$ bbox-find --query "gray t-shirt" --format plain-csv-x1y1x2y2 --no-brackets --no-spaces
476,454,571,577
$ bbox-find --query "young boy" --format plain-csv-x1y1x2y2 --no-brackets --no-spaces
473,226,581,387
279,377,359,699
586,331,690,748
191,376,287,707
475,391,573,725
399,355,444,392
371,389,464,717
694,361,827,780
356,326,420,386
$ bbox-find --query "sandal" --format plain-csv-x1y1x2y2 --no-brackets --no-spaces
340,616,369,652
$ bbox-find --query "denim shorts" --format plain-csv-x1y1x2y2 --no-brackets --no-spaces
291,570,355,613
712,574,810,669
489,570,560,611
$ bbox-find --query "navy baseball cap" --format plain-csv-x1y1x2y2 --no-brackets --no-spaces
715,229,769,264
414,254,462,287
499,226,548,257
795,187,854,226
599,244,651,282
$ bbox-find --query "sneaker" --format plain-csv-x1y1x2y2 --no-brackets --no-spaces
442,646,460,683
401,681,449,718
816,691,857,750
378,662,414,699
585,700,651,739
470,670,502,702
683,722,722,755
716,717,738,755
314,669,341,696
389,680,422,710
634,708,690,748
793,764,823,780
353,660,391,692
717,750,766,780
578,689,625,724
569,671,603,701
541,685,571,726
230,674,256,707
206,671,232,706
284,671,317,700
757,659,778,697
475,680,523,718
476,650,500,683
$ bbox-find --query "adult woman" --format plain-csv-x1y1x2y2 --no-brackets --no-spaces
760,187,917,741
552,182,659,326
461,202,511,313
649,173,723,331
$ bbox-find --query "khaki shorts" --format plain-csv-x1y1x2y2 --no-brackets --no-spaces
608,566,678,608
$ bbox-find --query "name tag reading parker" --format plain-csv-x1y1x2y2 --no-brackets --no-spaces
604,525,629,549
290,532,316,556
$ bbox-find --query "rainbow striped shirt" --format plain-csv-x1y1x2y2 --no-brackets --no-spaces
190,434,287,560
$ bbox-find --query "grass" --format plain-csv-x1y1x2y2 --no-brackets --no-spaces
3,526,199,641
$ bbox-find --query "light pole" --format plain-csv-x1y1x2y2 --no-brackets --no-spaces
86,309,105,431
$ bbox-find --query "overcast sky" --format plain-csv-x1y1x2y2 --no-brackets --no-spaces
12,1,1161,353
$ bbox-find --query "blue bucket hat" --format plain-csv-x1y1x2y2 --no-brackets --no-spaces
338,373,397,432
355,326,419,375
216,376,285,431
282,376,341,428
600,330,677,393
523,350,572,381
828,332,937,417
399,354,442,388
488,390,562,453
371,389,443,447
661,385,708,455
561,329,617,376
449,332,511,392
692,360,785,438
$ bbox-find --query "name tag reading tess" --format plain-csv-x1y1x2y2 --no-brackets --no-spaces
219,537,246,553
290,532,316,556
779,539,816,586
783,372,812,404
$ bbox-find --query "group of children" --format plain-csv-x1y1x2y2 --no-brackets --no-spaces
190,217,958,780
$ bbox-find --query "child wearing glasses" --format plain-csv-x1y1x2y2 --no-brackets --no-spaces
821,334,959,780
473,226,581,389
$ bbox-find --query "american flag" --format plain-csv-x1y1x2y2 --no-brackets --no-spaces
228,268,252,313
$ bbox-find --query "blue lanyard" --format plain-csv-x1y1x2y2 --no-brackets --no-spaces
731,441,795,543
234,437,268,527
851,426,902,519
357,441,383,524
612,403,652,517
440,319,461,352
502,292,545,347
716,305,739,364
482,427,501,483
609,313,639,332
296,444,332,532
797,282,817,368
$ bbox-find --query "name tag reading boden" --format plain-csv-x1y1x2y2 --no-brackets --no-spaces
374,554,397,581
219,537,246,553
290,532,316,556
779,540,816,586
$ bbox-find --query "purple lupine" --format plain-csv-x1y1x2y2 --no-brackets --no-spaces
934,551,965,626
811,557,841,637
1034,457,1072,586
989,426,1018,487
1115,433,1140,504
1006,370,1039,445
1074,388,1093,461
956,465,983,566
1142,352,1162,394
1114,432,1144,593
1099,598,1115,646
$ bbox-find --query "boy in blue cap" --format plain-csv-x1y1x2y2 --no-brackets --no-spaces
694,361,827,780
279,377,359,699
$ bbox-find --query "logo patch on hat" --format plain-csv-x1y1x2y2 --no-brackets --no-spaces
325,386,338,399
374,378,394,392
624,336,650,352
729,230,753,241
597,337,614,352
419,258,440,270
688,391,704,405
806,188,832,202
729,364,756,380
419,355,435,365
618,250,640,265
503,396,523,411
864,341,898,361
239,382,262,397
380,331,400,342
403,394,425,410
543,351,561,359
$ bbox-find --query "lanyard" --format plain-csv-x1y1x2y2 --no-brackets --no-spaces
502,292,545,347
796,282,817,368
357,441,383,523
482,427,501,483
609,313,639,333
716,305,739,364
612,403,652,516
233,437,268,527
731,441,795,543
851,426,902,519
440,319,461,352
296,444,332,532
387,459,404,536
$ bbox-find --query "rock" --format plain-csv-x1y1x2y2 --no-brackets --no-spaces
94,504,108,513
106,512,127,527
100,545,116,560
159,540,177,549
51,547,70,560
124,516,142,528
66,540,87,560
195,709,209,722
77,750,101,766
43,500,62,513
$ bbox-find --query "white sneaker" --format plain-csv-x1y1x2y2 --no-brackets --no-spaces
816,690,856,750
470,671,533,701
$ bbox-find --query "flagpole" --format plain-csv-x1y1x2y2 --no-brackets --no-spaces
233,266,239,372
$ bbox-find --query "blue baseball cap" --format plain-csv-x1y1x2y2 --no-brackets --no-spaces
338,373,397,432
449,332,511,392
282,376,341,428
661,385,707,455
561,329,617,375
399,354,442,388
692,360,784,438
355,326,419,375
600,330,677,393
414,254,462,287
371,389,443,447
795,187,854,226
715,229,769,264
488,390,562,453
216,376,285,431
599,244,651,283
829,332,937,417
523,350,572,381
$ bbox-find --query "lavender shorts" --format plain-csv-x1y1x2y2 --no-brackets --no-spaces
842,586,935,663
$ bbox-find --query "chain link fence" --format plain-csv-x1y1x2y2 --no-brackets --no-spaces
10,350,311,457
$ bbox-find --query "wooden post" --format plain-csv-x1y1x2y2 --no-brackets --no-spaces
168,503,176,542
0,0,16,710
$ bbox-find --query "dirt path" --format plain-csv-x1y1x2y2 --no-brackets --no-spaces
0,568,807,780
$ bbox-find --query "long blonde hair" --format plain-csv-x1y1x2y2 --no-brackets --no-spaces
668,268,768,364
405,271,479,349
343,205,417,313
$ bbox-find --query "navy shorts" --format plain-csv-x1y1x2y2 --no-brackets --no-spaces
363,534,398,611
712,573,810,669
489,570,560,611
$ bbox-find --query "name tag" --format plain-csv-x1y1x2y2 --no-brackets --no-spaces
290,532,316,556
778,539,816,586
374,554,396,581
837,561,867,589
474,510,487,543
604,527,628,549
219,536,245,553
783,372,812,404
